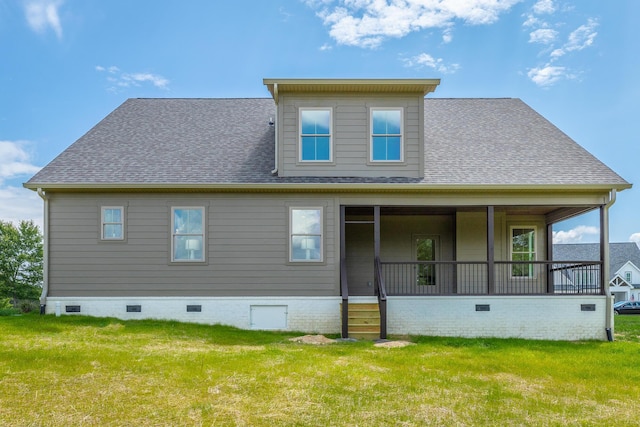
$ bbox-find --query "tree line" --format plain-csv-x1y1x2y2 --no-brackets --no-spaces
0,220,43,308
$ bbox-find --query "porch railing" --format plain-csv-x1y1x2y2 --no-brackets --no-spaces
380,260,603,296
340,257,349,338
374,257,387,339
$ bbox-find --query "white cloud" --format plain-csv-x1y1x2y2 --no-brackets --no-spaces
0,186,43,230
319,43,333,51
532,0,555,15
96,65,170,91
0,141,41,185
442,26,453,43
553,225,599,244
0,141,43,229
529,28,557,44
528,65,573,86
310,0,521,48
123,73,169,88
403,53,460,74
630,233,640,247
522,14,540,28
550,18,598,59
24,0,63,39
279,6,293,22
523,1,598,88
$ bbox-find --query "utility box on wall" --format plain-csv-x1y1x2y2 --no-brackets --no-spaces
250,305,288,330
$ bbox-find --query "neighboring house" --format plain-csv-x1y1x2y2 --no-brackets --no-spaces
553,243,640,303
25,78,632,341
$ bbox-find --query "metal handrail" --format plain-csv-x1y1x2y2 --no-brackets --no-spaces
340,257,349,338
374,257,387,339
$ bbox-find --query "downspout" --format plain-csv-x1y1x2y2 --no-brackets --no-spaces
603,189,616,341
36,188,49,314
270,83,279,175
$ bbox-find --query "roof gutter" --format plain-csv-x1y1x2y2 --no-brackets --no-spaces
23,182,633,193
36,188,49,310
604,189,617,341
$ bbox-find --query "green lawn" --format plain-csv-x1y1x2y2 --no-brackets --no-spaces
1,314,639,426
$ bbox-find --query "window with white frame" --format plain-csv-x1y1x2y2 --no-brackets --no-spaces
510,227,536,278
290,207,322,262
171,207,205,262
625,271,632,282
371,108,403,161
300,108,332,162
101,206,124,240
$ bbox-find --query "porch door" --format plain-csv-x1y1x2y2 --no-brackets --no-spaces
342,206,376,296
414,235,439,287
345,222,375,296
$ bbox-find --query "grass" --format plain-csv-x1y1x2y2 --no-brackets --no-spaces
1,315,640,426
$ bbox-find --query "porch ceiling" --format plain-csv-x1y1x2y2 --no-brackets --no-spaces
344,205,596,223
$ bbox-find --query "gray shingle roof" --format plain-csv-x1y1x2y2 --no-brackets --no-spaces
424,98,627,185
26,97,630,187
553,243,640,280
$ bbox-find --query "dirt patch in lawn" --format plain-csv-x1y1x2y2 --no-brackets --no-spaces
289,335,414,348
289,335,337,345
374,340,414,348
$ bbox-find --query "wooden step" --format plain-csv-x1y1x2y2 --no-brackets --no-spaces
342,303,381,340
348,303,379,311
349,331,381,340
348,316,378,325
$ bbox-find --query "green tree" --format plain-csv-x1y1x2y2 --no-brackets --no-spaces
0,220,43,302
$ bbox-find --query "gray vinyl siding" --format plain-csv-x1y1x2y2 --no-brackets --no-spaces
47,193,337,297
455,211,547,263
456,211,548,293
345,215,455,296
278,93,423,178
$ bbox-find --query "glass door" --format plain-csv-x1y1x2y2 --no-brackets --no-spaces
415,235,439,286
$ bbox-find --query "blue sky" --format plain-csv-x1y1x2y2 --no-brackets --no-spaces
1,0,638,245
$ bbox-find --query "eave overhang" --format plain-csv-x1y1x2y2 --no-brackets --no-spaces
24,182,632,194
263,78,441,103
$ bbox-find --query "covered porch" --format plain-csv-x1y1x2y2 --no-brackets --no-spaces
339,204,610,339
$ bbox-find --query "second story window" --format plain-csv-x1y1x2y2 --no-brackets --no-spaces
300,108,331,162
371,108,403,162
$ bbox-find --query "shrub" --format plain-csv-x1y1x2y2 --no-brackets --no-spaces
19,300,38,313
0,298,19,316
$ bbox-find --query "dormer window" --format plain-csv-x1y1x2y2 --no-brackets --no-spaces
371,108,403,162
300,108,332,162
